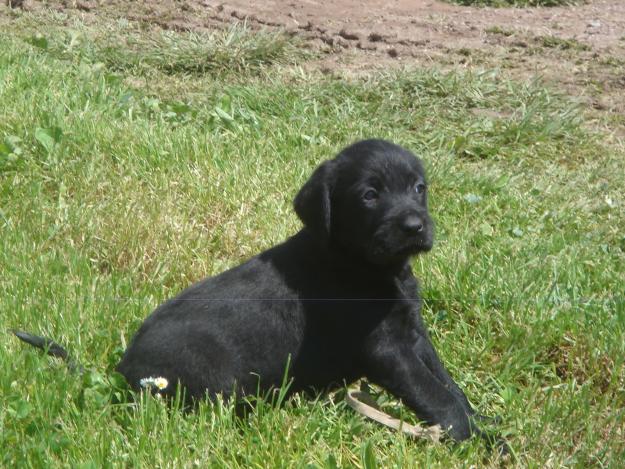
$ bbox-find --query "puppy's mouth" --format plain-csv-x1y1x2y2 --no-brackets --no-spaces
394,237,433,256
367,234,433,265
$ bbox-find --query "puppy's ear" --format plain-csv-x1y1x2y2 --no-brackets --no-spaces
293,160,336,240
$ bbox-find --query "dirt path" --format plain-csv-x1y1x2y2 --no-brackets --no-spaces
12,0,625,121
216,0,624,55
216,0,625,115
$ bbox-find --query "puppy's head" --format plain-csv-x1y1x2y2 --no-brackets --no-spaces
294,139,434,265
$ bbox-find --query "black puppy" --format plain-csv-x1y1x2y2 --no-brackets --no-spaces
16,140,486,442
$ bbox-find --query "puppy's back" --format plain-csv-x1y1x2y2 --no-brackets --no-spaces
117,236,310,400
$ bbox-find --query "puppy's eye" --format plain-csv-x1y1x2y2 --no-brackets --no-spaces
415,183,426,194
363,190,378,201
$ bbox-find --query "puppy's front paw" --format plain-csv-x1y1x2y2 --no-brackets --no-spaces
440,409,473,441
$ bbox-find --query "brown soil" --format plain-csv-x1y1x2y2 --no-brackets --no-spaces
9,0,625,123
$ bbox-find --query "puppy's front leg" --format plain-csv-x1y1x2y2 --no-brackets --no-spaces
364,335,474,441
414,332,503,427
412,332,475,416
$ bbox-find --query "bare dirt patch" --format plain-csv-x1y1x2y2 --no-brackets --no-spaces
8,0,625,126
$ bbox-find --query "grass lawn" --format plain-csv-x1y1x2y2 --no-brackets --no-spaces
1,7,624,468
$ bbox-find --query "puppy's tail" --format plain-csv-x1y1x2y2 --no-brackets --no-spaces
12,330,84,373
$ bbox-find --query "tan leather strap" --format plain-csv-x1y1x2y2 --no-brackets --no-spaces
345,389,442,443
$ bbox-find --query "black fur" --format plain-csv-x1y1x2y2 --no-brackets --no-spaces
15,139,497,443
116,139,482,441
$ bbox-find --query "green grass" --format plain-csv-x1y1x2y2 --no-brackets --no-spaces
17,12,303,76
537,35,590,51
2,8,625,468
485,26,514,36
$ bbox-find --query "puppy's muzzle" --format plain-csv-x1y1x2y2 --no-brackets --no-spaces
400,215,425,234
398,212,433,253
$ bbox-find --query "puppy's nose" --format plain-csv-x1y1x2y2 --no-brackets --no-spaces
401,215,424,234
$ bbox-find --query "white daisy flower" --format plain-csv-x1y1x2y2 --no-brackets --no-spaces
153,377,169,390
139,376,169,391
